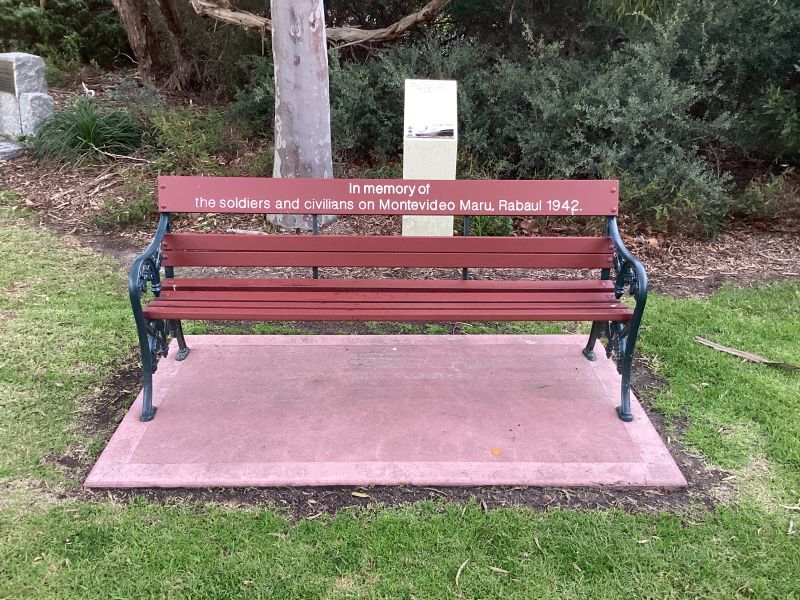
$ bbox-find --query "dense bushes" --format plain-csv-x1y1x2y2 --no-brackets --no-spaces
231,0,799,235
658,1,800,160
15,0,800,235
0,0,127,75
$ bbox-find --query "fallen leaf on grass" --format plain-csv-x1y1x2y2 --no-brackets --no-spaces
488,566,509,575
534,537,545,554
694,337,799,370
455,558,470,587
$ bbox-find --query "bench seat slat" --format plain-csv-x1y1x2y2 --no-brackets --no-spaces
162,251,613,269
161,278,615,292
159,290,616,303
143,306,632,321
145,276,632,322
150,300,624,311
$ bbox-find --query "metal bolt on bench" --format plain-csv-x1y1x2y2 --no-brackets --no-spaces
129,177,647,423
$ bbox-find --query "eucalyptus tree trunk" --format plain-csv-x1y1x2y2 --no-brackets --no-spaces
111,0,162,80
156,0,198,89
268,0,335,230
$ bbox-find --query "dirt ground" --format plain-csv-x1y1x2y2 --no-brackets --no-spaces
3,154,799,298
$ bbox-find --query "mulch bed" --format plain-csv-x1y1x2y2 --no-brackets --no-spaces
3,152,799,297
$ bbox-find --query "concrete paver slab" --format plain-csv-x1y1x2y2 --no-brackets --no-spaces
86,335,686,488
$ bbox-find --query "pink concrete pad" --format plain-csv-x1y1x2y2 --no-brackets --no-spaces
86,335,686,488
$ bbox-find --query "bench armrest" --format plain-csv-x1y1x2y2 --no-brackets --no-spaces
607,216,648,306
129,213,170,307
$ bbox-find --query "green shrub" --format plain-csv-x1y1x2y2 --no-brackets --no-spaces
93,172,157,229
730,171,800,221
106,75,165,116
231,55,275,134
455,215,515,237
329,32,732,233
635,0,800,159
590,0,674,27
146,108,235,174
0,0,126,68
33,98,143,164
760,73,800,159
328,48,404,161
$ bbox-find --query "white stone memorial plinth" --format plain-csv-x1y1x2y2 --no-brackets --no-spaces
402,79,457,237
0,53,54,140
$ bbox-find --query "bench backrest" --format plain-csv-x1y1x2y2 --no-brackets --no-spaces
161,235,615,269
157,176,619,271
157,176,619,217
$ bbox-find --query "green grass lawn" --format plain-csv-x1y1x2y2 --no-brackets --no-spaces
1,212,798,599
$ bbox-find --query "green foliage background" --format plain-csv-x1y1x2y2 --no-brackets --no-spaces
0,0,126,72
227,0,800,233
6,0,800,234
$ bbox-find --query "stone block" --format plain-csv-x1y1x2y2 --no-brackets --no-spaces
0,140,24,160
0,52,47,95
0,91,21,138
19,92,53,135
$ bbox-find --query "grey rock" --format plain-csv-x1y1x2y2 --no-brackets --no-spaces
0,52,46,95
0,139,24,160
0,54,52,139
0,92,21,138
19,92,53,135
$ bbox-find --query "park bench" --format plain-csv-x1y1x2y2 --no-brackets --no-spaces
129,176,647,423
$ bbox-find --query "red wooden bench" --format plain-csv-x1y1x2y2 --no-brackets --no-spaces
130,176,647,423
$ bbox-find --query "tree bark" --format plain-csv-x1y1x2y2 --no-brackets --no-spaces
188,0,453,45
111,0,163,79
156,0,199,89
268,0,335,230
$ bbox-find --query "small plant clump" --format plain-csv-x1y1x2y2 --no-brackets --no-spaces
33,98,143,164
732,170,800,220
146,108,239,175
455,215,515,237
93,171,158,230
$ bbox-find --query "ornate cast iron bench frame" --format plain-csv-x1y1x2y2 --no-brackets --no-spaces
130,177,647,423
